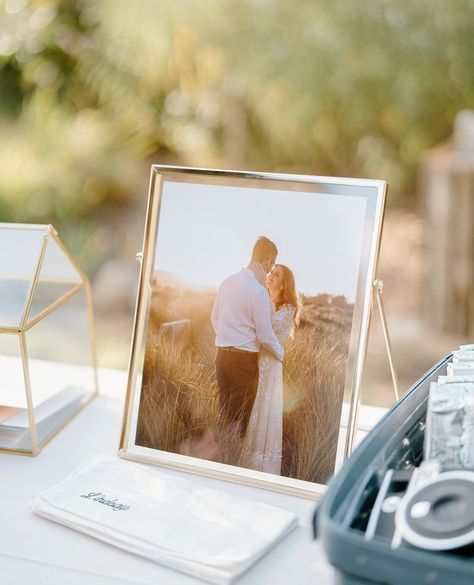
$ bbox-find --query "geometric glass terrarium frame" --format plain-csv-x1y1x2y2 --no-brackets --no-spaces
0,223,98,455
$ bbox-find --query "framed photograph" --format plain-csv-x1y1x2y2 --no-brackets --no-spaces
119,166,386,498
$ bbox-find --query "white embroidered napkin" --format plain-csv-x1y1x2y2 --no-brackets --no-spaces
29,455,298,584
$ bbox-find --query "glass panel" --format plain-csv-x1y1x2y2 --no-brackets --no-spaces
37,235,83,282
0,225,47,328
0,333,33,452
25,287,96,447
28,235,84,324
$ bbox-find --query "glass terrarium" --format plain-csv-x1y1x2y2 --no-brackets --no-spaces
0,224,98,455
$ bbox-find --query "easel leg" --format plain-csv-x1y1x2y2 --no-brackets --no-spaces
373,279,400,402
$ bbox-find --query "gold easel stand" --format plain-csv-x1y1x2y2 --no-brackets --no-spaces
372,279,400,402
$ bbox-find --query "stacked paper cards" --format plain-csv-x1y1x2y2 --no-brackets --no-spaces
425,344,474,469
0,386,88,449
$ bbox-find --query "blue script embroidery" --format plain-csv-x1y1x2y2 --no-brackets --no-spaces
80,492,130,511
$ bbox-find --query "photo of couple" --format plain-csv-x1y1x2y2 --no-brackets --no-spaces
133,176,370,486
212,236,298,475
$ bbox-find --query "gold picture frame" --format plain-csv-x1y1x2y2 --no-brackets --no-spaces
119,166,387,498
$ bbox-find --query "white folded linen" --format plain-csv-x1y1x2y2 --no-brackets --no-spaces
29,455,298,584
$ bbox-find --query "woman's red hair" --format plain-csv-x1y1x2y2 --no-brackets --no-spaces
274,264,300,326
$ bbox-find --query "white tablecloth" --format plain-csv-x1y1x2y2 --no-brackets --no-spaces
0,367,383,585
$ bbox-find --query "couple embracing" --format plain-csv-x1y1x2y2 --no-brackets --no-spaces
211,236,299,475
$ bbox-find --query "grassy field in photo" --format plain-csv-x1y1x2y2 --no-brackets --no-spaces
136,276,353,485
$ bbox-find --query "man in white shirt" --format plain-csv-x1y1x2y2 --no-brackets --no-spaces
211,236,284,437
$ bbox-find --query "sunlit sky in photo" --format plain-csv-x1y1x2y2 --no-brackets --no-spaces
154,181,368,301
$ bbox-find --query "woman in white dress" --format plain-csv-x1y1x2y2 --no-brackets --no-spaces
240,264,299,475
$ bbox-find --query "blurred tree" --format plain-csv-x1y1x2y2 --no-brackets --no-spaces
0,0,139,265
0,0,473,266
201,0,474,191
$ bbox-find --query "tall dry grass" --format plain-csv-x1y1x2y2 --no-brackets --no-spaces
136,282,352,484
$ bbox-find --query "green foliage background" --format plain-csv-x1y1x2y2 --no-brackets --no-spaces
1,0,473,265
